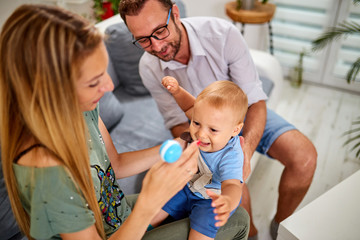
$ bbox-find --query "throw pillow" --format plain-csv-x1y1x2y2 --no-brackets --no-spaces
104,22,149,96
99,92,124,131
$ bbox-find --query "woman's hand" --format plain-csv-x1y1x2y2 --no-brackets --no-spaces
137,140,199,216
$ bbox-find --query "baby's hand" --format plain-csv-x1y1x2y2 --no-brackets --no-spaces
207,190,232,227
162,76,180,95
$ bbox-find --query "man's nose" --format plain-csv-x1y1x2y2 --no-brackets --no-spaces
150,37,164,52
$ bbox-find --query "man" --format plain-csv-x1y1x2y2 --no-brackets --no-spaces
119,0,317,239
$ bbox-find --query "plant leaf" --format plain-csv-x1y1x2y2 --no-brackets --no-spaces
342,127,360,136
312,21,360,52
346,57,360,83
356,147,360,158
350,141,360,152
343,134,360,146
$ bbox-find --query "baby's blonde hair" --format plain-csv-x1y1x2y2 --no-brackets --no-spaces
196,81,248,124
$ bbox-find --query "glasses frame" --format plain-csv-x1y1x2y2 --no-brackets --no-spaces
132,8,172,49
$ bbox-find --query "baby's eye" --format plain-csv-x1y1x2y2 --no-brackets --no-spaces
210,128,218,133
193,121,200,126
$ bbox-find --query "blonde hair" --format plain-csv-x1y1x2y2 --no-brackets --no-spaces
0,4,105,239
196,81,248,124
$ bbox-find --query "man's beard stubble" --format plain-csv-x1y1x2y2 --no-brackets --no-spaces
149,23,182,62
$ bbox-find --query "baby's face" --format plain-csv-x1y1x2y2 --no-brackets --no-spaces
189,100,241,152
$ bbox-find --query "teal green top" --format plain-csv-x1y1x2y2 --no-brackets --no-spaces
13,106,131,239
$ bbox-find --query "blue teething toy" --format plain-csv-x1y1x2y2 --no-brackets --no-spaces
160,140,182,163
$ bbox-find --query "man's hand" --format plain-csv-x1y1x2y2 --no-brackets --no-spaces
239,136,251,182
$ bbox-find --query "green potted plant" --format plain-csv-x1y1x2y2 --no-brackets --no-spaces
312,0,360,158
93,0,121,22
236,0,268,10
290,49,307,88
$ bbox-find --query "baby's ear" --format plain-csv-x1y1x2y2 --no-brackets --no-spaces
232,122,244,137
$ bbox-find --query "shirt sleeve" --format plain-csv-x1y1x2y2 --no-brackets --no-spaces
224,23,268,106
29,167,95,239
139,54,188,129
217,144,244,183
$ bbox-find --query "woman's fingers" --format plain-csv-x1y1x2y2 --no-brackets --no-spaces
175,140,199,172
141,141,199,208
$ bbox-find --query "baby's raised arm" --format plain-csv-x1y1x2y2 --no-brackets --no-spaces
162,76,195,119
162,76,181,95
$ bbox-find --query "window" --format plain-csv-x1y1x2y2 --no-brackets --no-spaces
272,0,360,92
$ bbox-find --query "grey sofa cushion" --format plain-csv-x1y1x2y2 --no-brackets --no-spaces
99,92,124,130
260,76,274,98
104,22,149,96
0,152,27,240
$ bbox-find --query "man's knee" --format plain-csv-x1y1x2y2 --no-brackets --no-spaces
288,136,317,182
270,130,317,177
295,138,317,174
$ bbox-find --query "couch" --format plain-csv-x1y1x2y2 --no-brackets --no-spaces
0,3,284,237
96,3,284,195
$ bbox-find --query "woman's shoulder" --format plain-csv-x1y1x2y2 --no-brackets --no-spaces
15,144,61,168
13,163,95,239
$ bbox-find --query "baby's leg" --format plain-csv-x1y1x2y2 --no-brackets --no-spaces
150,209,169,227
189,228,213,240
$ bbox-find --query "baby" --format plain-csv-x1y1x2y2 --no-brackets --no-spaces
150,77,248,240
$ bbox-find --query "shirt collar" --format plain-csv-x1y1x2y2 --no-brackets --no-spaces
160,19,206,71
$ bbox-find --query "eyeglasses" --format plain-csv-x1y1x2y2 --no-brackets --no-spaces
132,8,172,49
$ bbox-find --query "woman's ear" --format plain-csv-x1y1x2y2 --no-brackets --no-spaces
232,122,244,137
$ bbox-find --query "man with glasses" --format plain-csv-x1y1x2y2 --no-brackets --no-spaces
119,1,317,240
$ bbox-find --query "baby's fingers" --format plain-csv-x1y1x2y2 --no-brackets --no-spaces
214,211,230,227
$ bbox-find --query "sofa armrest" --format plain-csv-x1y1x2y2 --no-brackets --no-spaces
250,49,284,110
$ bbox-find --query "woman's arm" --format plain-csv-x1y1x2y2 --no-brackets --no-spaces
62,140,199,240
98,116,163,178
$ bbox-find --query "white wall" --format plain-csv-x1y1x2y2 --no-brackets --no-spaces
0,0,269,51
0,0,94,31
181,0,269,51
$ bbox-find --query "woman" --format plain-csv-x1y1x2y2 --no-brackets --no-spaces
0,4,199,239
0,4,249,240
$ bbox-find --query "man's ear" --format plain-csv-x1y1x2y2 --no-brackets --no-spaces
172,4,181,21
232,122,244,137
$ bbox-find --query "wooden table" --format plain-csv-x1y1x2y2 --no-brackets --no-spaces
225,1,276,54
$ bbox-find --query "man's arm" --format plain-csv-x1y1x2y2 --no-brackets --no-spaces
241,100,267,181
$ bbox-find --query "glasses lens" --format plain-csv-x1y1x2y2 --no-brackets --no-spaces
153,26,170,40
134,38,150,49
133,26,170,49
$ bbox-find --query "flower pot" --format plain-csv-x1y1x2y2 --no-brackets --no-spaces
290,66,303,88
239,0,255,10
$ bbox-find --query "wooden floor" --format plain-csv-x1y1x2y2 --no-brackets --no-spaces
247,80,360,240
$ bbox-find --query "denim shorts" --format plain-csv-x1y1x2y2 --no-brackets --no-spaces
162,186,235,238
241,108,296,158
